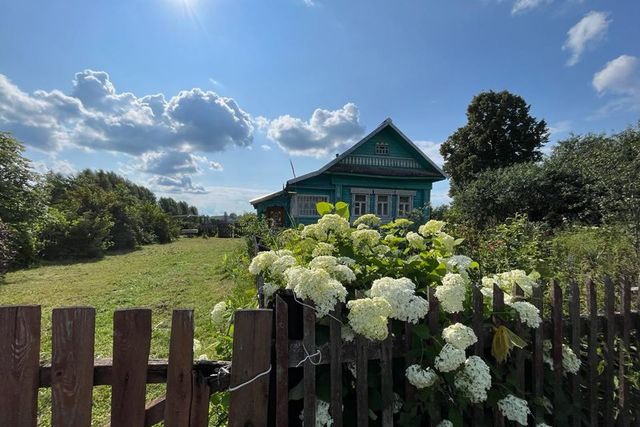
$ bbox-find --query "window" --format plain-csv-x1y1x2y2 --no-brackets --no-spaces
295,194,329,217
375,142,389,155
398,195,412,217
353,194,369,216
376,195,390,217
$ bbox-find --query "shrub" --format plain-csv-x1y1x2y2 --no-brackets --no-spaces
0,220,14,279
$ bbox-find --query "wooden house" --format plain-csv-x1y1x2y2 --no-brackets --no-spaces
250,118,447,226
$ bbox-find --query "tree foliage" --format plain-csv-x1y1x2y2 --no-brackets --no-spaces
440,91,549,193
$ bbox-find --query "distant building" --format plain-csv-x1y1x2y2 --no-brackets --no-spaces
250,118,447,226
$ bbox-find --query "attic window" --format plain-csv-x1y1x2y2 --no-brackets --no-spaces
375,142,389,155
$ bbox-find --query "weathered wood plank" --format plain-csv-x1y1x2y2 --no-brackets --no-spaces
568,281,581,427
189,371,210,427
619,278,632,427
0,305,41,427
144,396,166,427
355,329,369,427
228,309,273,427
275,295,289,427
603,276,616,427
329,304,343,427
587,279,599,427
532,283,544,424
380,323,394,427
164,309,194,427
110,309,152,427
51,307,96,427
303,301,317,427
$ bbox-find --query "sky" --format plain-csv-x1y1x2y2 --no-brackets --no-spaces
1,0,639,215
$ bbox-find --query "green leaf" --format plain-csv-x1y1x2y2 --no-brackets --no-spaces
316,201,334,216
334,201,350,220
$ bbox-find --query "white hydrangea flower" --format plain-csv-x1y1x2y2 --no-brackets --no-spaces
308,256,356,283
301,223,326,240
442,323,478,350
269,255,297,280
434,343,466,372
393,393,403,414
405,364,438,389
347,297,392,341
341,324,355,342
373,244,391,255
542,341,581,374
406,231,426,249
418,219,446,236
493,270,537,297
435,273,467,313
536,423,552,427
508,301,542,328
284,266,348,317
442,255,474,279
193,338,202,354
356,223,370,230
353,213,381,228
262,282,281,304
454,356,491,403
497,394,531,426
312,242,336,257
248,251,279,275
370,277,429,324
435,232,457,254
351,229,381,253
210,301,228,329
299,399,333,426
436,420,453,427
337,256,356,266
317,214,350,238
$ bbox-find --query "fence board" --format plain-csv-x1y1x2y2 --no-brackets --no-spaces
569,281,581,427
303,302,317,427
51,307,96,427
551,280,563,424
620,278,632,427
275,295,289,427
228,309,273,427
380,323,394,427
144,396,166,427
189,371,210,427
603,276,616,427
110,309,152,426
512,284,525,395
0,305,41,427
492,285,505,427
329,304,343,427
532,284,544,424
356,329,369,427
164,309,194,427
587,279,599,427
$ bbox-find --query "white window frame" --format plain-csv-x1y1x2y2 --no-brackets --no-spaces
293,194,329,217
352,193,369,217
375,142,389,155
376,194,390,217
397,195,413,217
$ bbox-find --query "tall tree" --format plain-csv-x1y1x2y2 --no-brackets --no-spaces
440,90,549,194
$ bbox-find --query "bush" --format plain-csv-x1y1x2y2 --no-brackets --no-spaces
0,220,14,279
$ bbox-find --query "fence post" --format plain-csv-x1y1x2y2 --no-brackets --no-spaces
228,309,273,427
165,309,194,427
0,305,41,427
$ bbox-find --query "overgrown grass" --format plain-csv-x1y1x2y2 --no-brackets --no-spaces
0,237,245,426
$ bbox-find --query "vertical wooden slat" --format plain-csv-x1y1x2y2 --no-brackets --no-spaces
568,281,581,427
0,305,41,427
532,284,545,423
51,307,96,427
551,280,563,425
228,309,273,427
355,327,369,427
164,309,194,427
329,304,343,427
587,279,599,427
110,308,152,426
189,371,211,427
472,285,484,426
492,284,504,427
619,278,632,427
275,295,289,427
404,321,414,403
512,284,525,395
603,276,616,427
380,323,394,427
303,301,317,427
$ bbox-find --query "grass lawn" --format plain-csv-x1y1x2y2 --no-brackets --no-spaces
0,237,247,426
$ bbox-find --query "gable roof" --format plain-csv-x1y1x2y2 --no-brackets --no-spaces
287,118,447,185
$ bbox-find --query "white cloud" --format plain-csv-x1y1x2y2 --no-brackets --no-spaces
414,140,444,167
511,0,552,15
563,11,611,66
150,175,208,194
592,55,640,114
157,185,273,215
31,158,77,176
548,120,572,137
265,103,365,157
0,70,254,155
302,0,316,6
260,144,272,151
209,161,223,171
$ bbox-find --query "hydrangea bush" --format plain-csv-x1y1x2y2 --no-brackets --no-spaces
247,206,580,426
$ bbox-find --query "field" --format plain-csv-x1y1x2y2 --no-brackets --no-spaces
0,237,246,425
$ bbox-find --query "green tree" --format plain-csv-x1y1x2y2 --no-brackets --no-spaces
441,91,549,193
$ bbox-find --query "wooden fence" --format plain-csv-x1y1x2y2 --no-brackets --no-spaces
0,306,272,427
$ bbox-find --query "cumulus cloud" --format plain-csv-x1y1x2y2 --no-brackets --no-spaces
592,55,640,114
0,70,254,154
150,175,208,194
31,158,77,176
511,0,551,15
265,103,365,157
563,11,611,66
414,140,444,167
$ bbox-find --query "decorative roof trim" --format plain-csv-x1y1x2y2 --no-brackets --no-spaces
286,118,447,186
249,189,286,206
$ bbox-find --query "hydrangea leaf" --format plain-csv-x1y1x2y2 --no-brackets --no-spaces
316,201,334,216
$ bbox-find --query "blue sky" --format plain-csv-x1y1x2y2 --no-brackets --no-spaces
1,0,639,214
